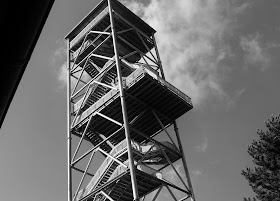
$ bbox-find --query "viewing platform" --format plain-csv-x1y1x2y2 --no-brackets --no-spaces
71,64,193,145
65,0,196,200
66,0,155,67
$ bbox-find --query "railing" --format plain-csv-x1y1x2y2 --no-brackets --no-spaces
83,156,112,196
123,64,192,106
73,63,192,128
138,65,192,106
70,7,109,49
71,39,93,60
108,161,128,181
83,140,129,196
159,79,192,106
73,59,116,114
73,89,119,127
137,164,162,179
73,82,96,113
80,139,176,200
108,159,162,182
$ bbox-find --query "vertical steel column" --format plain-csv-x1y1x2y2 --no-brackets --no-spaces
174,121,196,201
153,33,195,201
107,0,139,200
67,39,73,201
152,34,165,79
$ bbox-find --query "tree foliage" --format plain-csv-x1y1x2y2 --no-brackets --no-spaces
242,114,280,201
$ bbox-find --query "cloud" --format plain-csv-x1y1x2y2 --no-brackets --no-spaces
52,41,91,90
57,62,68,88
52,0,254,109
233,2,251,15
195,137,208,152
121,0,250,106
53,41,67,60
51,40,68,89
240,33,270,71
191,169,203,177
226,88,246,111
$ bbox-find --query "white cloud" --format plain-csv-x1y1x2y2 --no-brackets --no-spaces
121,0,249,106
53,41,67,60
195,137,208,152
233,2,251,15
52,41,91,90
57,62,67,88
191,169,203,177
51,40,68,89
240,33,270,71
226,88,246,111
52,0,253,108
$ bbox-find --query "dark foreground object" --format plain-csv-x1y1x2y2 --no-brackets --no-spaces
0,0,55,128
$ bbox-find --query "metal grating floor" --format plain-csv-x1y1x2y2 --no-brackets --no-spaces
72,66,192,145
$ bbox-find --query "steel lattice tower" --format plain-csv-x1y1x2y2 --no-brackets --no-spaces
65,0,196,201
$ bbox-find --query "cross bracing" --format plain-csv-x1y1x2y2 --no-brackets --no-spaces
65,0,196,201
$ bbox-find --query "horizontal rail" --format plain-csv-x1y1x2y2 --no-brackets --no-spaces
72,65,192,127
70,7,109,49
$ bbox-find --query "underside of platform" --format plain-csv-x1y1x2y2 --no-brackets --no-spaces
67,1,195,201
76,138,181,201
81,169,163,201
72,66,192,146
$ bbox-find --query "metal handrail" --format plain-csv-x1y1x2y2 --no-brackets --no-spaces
82,139,177,199
72,40,93,59
70,7,109,49
139,65,192,105
73,64,192,127
84,140,129,196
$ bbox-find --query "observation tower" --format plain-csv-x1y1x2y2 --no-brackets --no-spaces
65,0,196,200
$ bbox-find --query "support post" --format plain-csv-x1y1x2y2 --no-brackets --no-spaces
152,34,165,79
174,121,196,201
67,39,73,201
153,33,196,200
108,0,139,200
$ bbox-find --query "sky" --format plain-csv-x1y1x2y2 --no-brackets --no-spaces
1,0,280,201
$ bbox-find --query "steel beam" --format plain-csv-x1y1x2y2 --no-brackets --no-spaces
70,34,112,74
108,1,139,200
72,115,94,163
98,148,128,168
66,1,196,201
73,151,95,201
155,30,195,200
71,126,124,166
151,185,163,201
159,146,189,191
135,31,157,63
67,39,73,201
166,185,178,201
152,34,165,79
72,166,94,177
174,121,196,201
96,112,123,126
152,110,179,151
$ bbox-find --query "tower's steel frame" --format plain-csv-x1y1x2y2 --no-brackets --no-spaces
65,0,196,201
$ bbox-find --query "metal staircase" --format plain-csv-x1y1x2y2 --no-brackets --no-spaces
76,139,180,201
66,1,196,201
